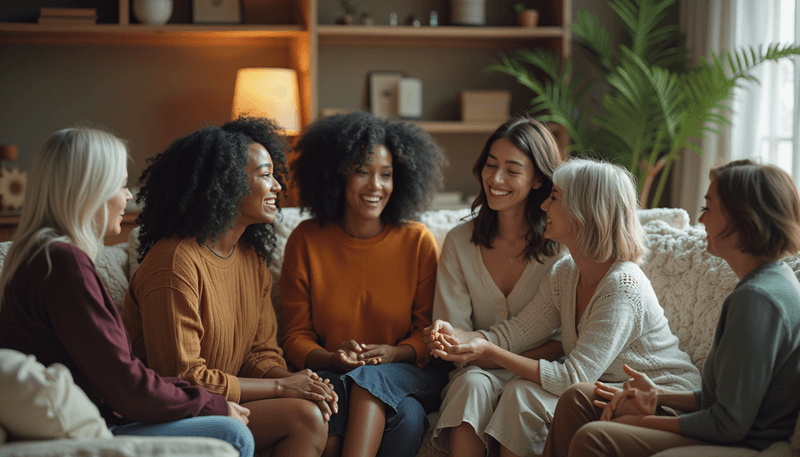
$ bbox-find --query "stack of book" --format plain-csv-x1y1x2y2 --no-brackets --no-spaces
38,7,98,25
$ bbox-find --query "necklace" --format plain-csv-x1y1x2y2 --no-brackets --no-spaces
205,243,235,260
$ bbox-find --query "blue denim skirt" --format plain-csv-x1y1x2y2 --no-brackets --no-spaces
320,360,449,436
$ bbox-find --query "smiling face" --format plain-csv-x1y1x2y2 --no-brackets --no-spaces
540,184,576,245
238,142,282,226
481,138,541,214
343,144,393,230
101,172,132,237
699,179,736,258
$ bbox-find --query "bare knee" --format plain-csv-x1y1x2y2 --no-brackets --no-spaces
289,399,329,449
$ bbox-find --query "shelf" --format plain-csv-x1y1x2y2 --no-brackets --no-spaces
0,23,305,46
413,121,501,134
318,25,566,48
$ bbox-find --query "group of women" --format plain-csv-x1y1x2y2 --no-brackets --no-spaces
0,110,798,457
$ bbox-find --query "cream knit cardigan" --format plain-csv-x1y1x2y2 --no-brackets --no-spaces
481,257,701,395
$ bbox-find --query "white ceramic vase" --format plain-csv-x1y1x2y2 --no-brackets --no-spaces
132,0,174,25
450,0,486,26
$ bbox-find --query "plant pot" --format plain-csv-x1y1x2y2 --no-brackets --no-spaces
132,0,173,25
451,0,486,26
517,9,539,27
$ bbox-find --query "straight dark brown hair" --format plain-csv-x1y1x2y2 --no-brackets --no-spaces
470,116,562,263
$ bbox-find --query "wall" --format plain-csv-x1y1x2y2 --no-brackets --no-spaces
0,0,617,198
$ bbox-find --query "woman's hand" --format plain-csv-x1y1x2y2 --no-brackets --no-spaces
358,343,416,365
329,340,367,371
357,344,396,364
594,365,660,420
424,320,473,353
227,401,251,426
278,369,338,421
430,332,490,364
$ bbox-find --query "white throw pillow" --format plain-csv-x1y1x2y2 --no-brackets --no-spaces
0,349,112,441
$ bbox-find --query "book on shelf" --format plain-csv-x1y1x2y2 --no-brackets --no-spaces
39,7,97,18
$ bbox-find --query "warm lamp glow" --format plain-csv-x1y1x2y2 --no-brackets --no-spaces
232,68,301,136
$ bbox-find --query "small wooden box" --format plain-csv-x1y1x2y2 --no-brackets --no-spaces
460,90,511,122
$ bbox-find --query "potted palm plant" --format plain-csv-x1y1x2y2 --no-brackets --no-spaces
489,0,800,208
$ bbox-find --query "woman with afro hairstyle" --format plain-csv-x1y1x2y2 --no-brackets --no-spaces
429,117,567,457
122,117,337,457
280,111,448,457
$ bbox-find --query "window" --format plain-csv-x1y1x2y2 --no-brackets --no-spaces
730,0,799,182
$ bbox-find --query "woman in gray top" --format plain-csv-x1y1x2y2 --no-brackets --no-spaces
542,159,800,457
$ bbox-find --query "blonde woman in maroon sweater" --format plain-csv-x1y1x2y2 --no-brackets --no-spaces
0,127,254,456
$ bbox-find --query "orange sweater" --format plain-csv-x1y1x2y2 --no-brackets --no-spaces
280,220,438,369
123,238,286,403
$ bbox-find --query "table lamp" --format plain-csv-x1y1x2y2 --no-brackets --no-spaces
231,68,301,136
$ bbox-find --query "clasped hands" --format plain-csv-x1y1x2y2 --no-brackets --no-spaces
330,339,402,370
422,319,488,364
593,364,660,423
280,369,339,421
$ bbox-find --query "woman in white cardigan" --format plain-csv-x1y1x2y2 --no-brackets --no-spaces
425,158,701,457
430,117,566,456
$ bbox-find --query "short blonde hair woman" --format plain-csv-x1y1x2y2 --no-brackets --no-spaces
542,159,800,457
0,128,254,456
426,158,700,456
552,158,646,263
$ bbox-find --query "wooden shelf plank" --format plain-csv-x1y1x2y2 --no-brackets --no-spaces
0,23,305,46
413,121,501,134
318,25,565,48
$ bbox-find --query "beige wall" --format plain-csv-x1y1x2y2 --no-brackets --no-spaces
0,43,288,187
0,0,615,197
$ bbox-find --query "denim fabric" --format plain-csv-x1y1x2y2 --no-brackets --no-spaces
320,360,450,457
110,415,255,457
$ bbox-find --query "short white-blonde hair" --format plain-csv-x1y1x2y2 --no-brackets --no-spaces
0,128,128,310
552,158,646,263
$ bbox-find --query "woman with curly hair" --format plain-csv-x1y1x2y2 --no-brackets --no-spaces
429,117,567,457
122,117,336,457
280,111,448,457
426,158,700,457
0,127,254,456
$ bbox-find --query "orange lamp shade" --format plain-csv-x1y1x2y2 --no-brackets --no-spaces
232,68,301,136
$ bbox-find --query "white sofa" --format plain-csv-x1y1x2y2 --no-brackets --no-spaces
1,207,799,457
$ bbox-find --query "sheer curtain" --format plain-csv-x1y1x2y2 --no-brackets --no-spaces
673,0,799,222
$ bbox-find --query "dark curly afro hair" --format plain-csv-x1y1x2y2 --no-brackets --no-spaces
292,111,445,226
135,116,289,262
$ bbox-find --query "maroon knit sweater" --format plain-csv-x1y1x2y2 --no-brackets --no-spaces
0,241,228,424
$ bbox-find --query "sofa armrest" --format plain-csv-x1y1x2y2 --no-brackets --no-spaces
0,436,239,457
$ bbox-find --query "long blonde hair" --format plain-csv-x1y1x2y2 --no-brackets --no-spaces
0,128,128,309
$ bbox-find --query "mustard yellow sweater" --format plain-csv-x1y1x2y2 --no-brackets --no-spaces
123,238,286,403
280,220,439,370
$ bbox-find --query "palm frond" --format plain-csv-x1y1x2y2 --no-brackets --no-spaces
486,49,589,152
572,10,614,72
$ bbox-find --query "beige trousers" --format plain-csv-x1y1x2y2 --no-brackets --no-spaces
542,383,707,457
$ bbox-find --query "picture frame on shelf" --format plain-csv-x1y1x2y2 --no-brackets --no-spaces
369,72,405,119
193,0,242,24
